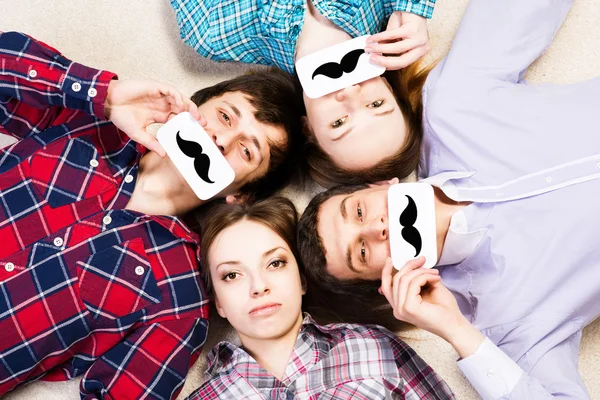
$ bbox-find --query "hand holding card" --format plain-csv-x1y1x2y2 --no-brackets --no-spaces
387,183,437,269
157,112,235,200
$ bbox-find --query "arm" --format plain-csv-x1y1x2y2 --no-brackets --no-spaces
381,258,590,399
80,318,208,400
391,0,436,19
0,32,202,154
458,332,590,399
0,31,116,140
439,0,573,81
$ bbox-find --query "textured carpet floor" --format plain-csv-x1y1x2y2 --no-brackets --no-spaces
1,1,599,399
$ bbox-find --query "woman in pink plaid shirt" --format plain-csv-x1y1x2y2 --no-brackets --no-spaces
186,197,454,400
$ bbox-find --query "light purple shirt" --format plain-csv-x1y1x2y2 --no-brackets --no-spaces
419,0,600,398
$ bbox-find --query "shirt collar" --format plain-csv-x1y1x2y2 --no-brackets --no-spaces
420,172,487,266
205,313,322,377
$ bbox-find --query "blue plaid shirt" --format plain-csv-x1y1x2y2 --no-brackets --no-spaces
170,0,436,73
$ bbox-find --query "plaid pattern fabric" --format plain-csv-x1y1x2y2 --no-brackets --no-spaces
187,315,454,400
170,0,437,73
0,32,209,399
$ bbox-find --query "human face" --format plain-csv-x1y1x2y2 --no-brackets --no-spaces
208,220,304,342
318,184,393,281
198,92,287,193
303,77,406,171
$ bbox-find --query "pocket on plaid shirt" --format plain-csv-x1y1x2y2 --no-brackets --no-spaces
76,238,162,323
29,136,118,208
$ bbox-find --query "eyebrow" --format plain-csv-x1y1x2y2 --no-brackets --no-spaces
225,101,242,118
340,195,349,220
215,246,286,271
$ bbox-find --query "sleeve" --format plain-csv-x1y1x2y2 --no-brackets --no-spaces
79,317,208,400
437,0,573,82
391,0,436,19
458,333,589,399
386,333,455,399
0,31,117,140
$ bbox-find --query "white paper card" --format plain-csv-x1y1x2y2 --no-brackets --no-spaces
388,183,438,269
157,112,235,201
295,35,385,99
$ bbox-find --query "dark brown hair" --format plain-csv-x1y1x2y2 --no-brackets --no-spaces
303,63,432,188
191,68,304,199
297,184,406,331
198,197,302,297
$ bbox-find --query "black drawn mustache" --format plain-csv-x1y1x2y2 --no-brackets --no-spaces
312,49,366,80
175,131,214,184
399,195,422,257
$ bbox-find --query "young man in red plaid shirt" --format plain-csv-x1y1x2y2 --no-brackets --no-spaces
0,31,303,399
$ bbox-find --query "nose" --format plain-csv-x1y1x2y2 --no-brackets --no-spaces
211,130,236,155
363,215,388,241
250,274,270,298
335,84,361,103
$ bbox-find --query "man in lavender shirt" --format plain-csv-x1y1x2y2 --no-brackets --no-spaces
297,0,600,398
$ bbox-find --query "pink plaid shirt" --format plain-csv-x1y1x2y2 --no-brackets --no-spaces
188,315,454,400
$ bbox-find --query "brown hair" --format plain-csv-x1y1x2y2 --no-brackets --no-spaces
191,68,304,199
198,197,302,297
297,184,406,331
303,62,433,188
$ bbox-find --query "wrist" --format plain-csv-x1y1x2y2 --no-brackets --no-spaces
104,80,117,120
442,317,486,359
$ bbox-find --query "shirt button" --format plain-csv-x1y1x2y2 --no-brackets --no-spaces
411,0,421,3
4,262,15,272
72,82,82,92
135,266,145,276
293,5,303,15
124,174,134,183
88,88,97,98
487,369,495,378
279,393,287,400
53,237,64,247
545,176,552,183
289,25,300,38
89,159,99,168
29,69,38,78
103,216,112,225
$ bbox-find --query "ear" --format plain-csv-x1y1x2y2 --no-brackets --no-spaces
367,177,399,188
214,296,227,319
225,193,249,205
300,274,307,295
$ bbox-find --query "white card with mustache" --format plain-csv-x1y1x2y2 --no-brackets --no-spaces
388,183,438,270
156,112,235,200
295,35,385,99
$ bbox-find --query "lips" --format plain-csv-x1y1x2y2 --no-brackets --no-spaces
249,303,281,317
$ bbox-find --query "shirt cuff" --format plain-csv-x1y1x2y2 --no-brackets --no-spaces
393,0,436,19
62,62,117,119
457,338,524,400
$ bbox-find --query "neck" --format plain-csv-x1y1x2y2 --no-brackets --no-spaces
239,313,304,380
295,0,352,61
433,187,470,260
125,152,204,216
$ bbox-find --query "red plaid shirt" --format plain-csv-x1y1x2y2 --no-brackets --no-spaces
188,315,455,400
0,32,209,399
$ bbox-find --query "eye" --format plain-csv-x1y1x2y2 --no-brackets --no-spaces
367,99,385,108
241,144,251,161
222,272,239,281
330,116,348,129
220,111,231,126
360,242,366,262
268,259,287,269
357,204,363,221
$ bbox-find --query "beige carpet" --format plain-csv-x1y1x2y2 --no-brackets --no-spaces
1,1,599,399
